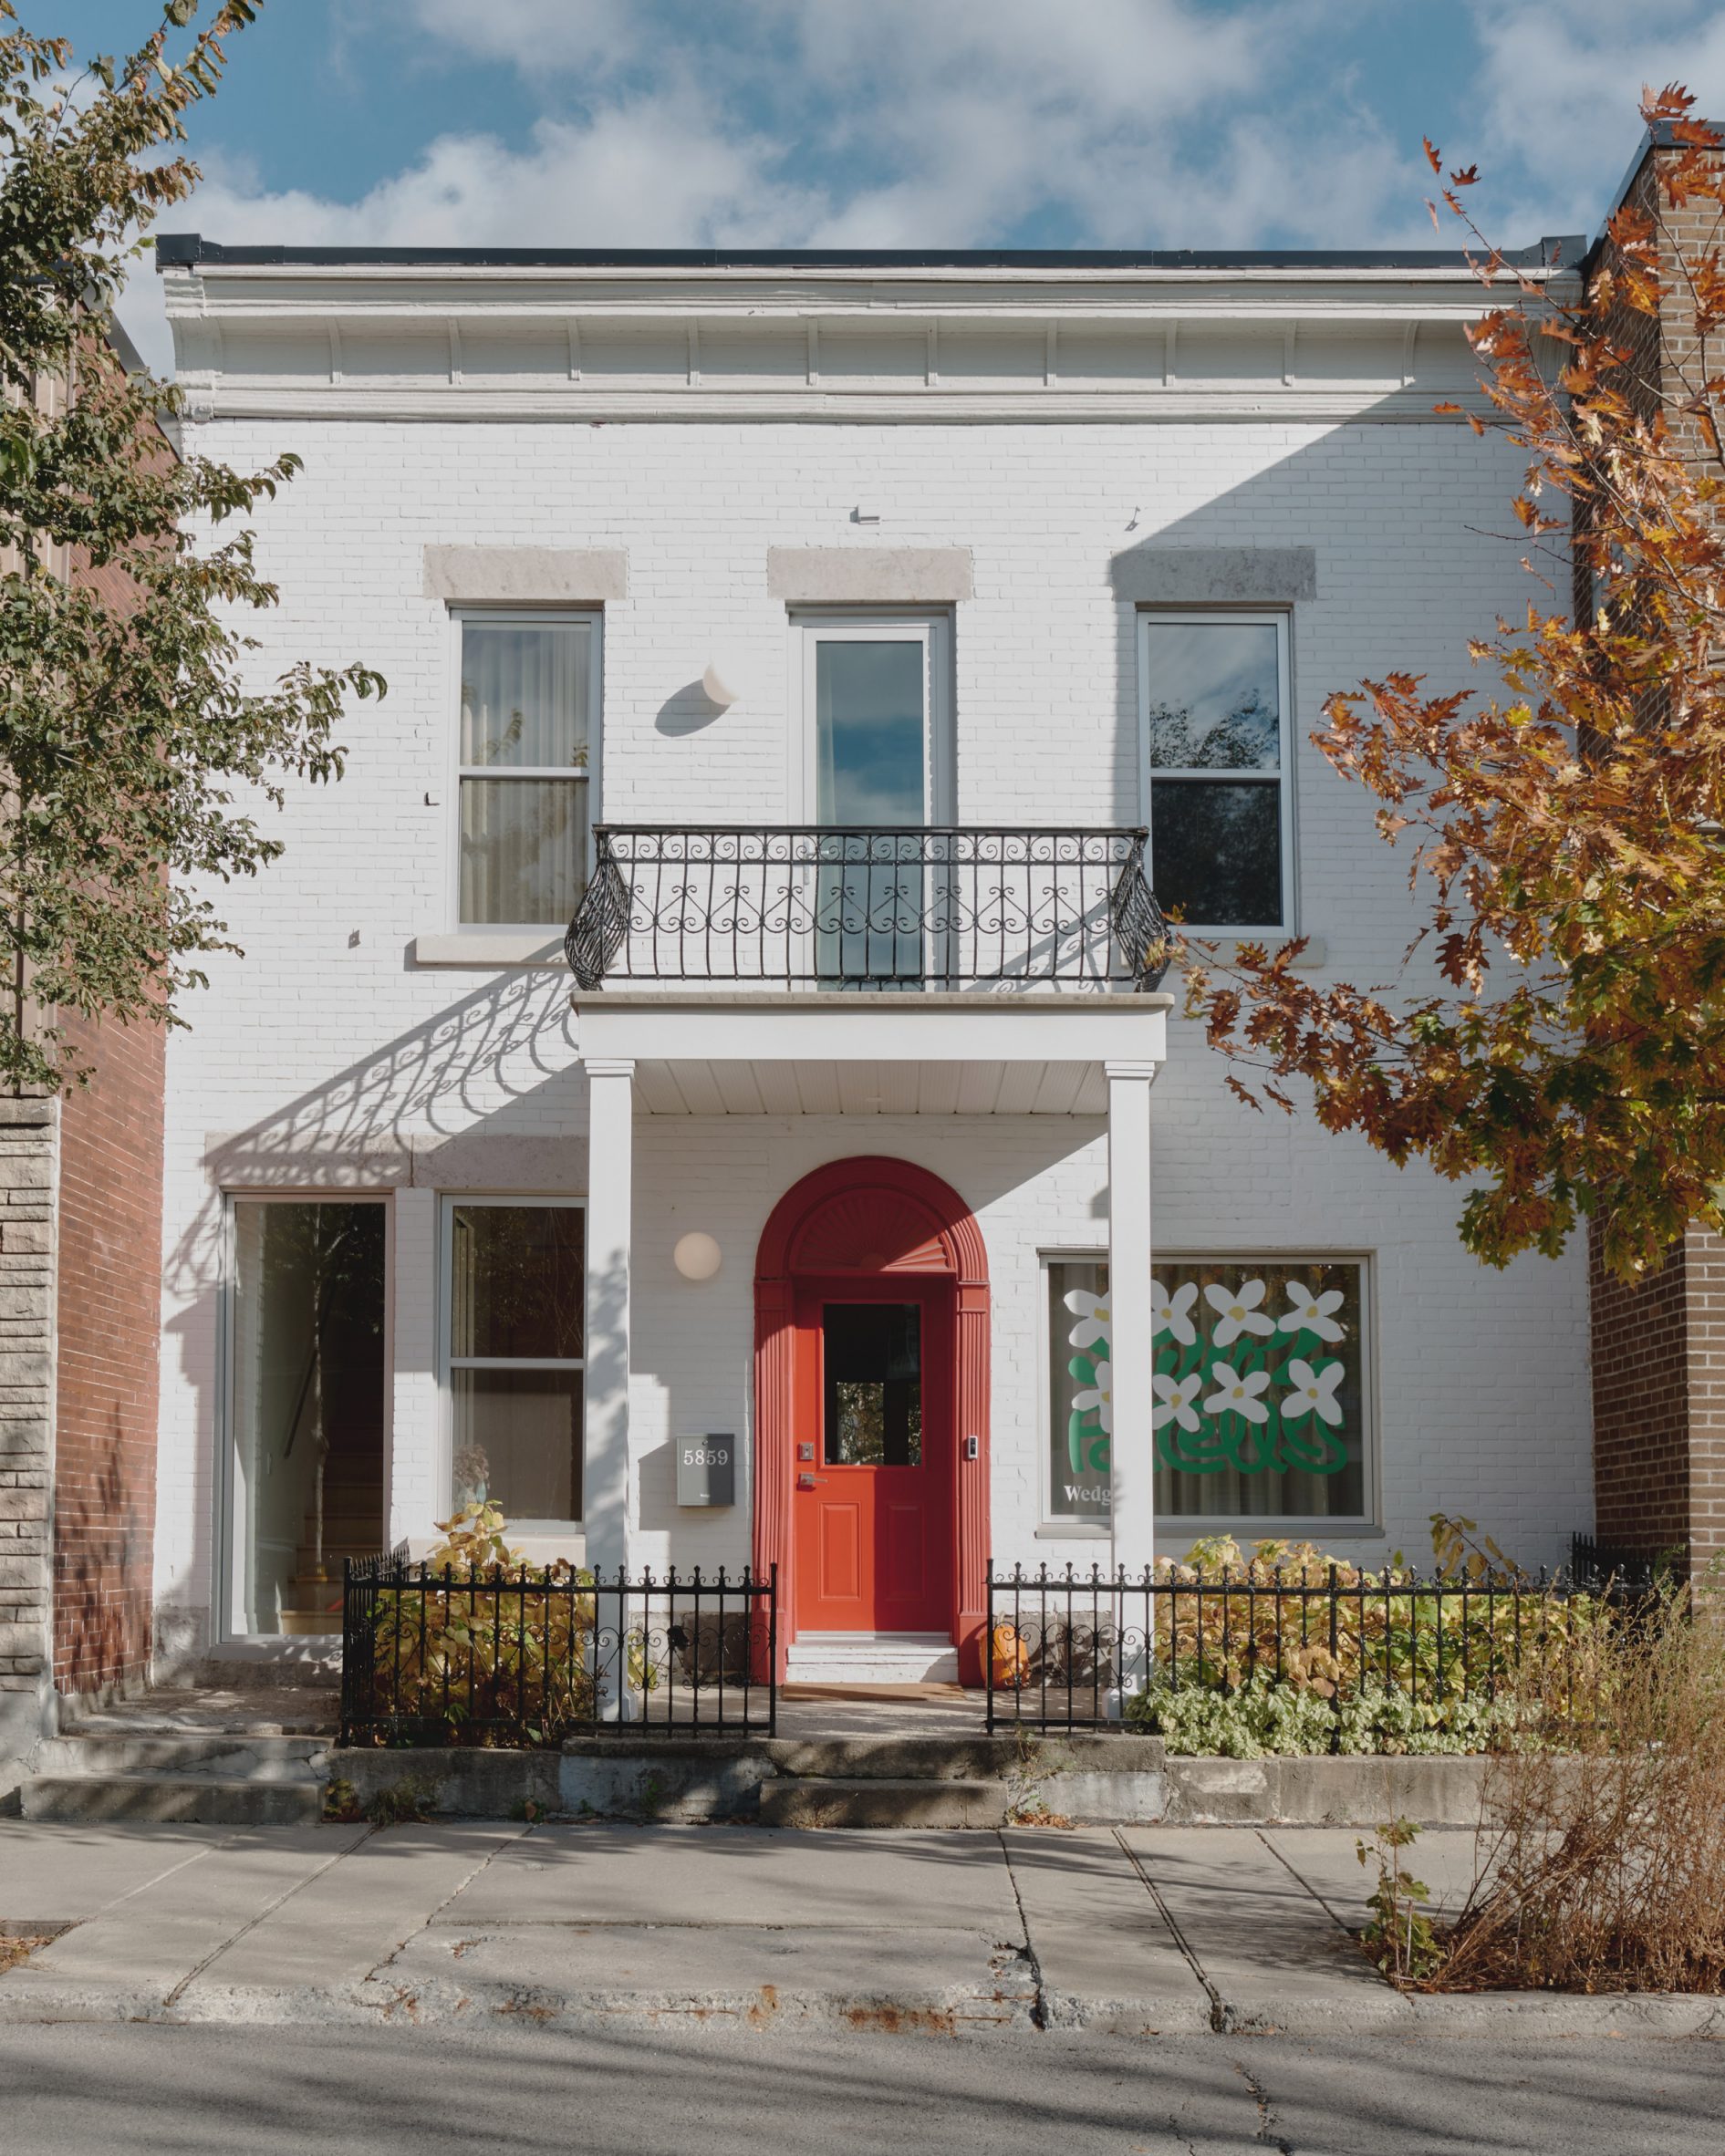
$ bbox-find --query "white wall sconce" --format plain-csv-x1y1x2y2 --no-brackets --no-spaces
701,660,740,708
674,1230,723,1281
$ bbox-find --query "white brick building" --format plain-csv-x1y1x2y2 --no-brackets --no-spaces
151,236,1591,1684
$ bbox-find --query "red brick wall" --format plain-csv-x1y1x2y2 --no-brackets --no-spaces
1589,1223,1691,1557
1581,137,1725,1570
51,1007,164,1691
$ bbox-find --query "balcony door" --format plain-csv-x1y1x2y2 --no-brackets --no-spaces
795,615,952,988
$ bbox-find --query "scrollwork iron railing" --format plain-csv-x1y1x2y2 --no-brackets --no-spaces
565,824,1171,991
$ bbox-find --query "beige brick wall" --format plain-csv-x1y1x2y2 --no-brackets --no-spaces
0,1098,58,1790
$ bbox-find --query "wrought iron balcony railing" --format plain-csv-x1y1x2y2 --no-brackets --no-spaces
565,824,1171,992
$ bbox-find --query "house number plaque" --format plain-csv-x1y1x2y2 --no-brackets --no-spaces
676,1433,735,1508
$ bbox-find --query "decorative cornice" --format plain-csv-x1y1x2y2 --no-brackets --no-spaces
162,260,1576,427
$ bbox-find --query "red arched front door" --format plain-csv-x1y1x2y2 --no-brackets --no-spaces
753,1157,991,1682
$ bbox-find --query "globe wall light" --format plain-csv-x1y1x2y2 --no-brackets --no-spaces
674,1231,722,1281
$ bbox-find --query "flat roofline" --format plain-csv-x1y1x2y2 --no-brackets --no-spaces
155,234,1585,275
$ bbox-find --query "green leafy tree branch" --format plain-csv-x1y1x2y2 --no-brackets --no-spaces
0,1,384,1091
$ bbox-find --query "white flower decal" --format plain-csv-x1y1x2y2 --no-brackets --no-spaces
1204,1278,1275,1348
1202,1362,1272,1424
1282,1358,1345,1425
1150,1278,1199,1347
1279,1280,1346,1343
1152,1369,1204,1433
1072,1358,1113,1434
1064,1287,1110,1352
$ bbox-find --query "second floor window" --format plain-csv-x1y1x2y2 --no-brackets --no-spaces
1140,611,1291,932
457,611,598,927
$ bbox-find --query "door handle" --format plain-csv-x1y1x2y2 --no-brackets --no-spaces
797,1473,826,1489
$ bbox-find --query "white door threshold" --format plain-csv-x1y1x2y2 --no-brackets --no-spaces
785,1632,960,1684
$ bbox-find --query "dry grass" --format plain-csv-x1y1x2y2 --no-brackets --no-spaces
1430,1578,1725,1994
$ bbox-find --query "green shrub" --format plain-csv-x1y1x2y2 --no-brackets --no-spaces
1125,1672,1521,1757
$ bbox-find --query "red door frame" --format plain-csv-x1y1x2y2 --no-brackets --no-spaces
753,1156,991,1684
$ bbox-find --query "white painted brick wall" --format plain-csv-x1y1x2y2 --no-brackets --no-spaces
154,414,1590,1647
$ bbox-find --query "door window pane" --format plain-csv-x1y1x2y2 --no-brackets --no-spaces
815,641,926,824
447,1202,585,1524
823,1303,923,1466
815,639,928,982
1048,1257,1367,1524
230,1202,386,1635
458,617,593,926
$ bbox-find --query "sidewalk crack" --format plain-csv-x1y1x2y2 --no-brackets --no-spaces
163,1824,376,2008
1111,1827,1229,2033
1253,1828,1355,1936
1231,2057,1294,2154
993,1829,1047,2029
363,1820,535,1984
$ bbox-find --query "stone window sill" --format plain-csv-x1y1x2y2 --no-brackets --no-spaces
411,931,568,969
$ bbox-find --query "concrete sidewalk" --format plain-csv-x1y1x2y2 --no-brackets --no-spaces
0,1819,1720,2038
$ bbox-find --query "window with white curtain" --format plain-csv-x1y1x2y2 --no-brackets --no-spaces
456,612,599,927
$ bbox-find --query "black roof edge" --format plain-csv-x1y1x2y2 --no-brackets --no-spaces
1582,119,1725,278
153,233,1585,274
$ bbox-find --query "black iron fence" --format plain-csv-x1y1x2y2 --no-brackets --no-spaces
566,824,1170,991
985,1560,1643,1736
340,1554,777,1746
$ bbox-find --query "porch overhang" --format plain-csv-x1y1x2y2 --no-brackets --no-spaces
570,989,1174,1112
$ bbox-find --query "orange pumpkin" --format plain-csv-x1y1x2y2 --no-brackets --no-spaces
991,1620,1030,1691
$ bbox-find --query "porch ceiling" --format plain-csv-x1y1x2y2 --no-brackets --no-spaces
632,1056,1108,1114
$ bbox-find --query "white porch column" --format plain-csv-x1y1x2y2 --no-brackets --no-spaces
389,1185,439,1549
583,1057,635,1577
1107,1060,1157,1581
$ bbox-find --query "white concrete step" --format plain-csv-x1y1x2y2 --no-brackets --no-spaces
785,1633,960,1684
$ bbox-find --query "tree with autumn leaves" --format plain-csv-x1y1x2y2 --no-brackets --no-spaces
1183,88,1725,1288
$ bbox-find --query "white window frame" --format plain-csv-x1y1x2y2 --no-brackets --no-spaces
438,1195,587,1529
447,606,604,933
216,1191,395,1643
1036,1248,1379,1539
1136,608,1295,936
788,610,954,825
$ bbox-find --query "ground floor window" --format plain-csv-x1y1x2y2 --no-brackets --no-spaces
445,1198,585,1525
228,1198,388,1635
1047,1254,1369,1527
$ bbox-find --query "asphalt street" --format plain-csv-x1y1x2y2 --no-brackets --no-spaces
0,2023,1721,2156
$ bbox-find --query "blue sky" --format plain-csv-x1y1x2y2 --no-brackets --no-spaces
30,1,1725,369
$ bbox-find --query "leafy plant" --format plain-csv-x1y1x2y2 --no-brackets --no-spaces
1357,1819,1442,1984
364,1503,598,1749
0,3,385,1092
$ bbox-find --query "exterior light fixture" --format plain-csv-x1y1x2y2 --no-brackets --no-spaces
701,660,739,708
674,1231,722,1281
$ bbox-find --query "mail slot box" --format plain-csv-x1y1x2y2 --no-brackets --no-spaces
676,1432,735,1508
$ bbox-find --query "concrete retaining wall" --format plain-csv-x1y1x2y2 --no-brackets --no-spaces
326,1739,1491,1829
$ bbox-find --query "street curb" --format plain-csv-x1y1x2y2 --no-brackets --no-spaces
3,1972,1721,2037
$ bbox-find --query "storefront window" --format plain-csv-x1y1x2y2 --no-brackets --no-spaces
448,1202,584,1523
1048,1256,1367,1522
